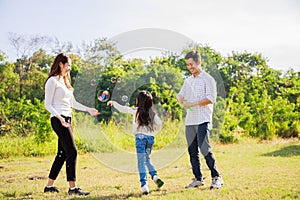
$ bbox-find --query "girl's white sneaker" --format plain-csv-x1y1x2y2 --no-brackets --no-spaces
141,185,149,195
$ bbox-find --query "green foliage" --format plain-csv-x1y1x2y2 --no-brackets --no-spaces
22,69,48,101
0,53,19,101
30,49,53,73
87,56,185,122
221,52,300,141
211,96,227,137
0,38,299,151
0,97,52,143
220,52,268,94
0,135,56,158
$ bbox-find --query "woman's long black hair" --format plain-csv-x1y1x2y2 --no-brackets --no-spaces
45,53,73,91
135,90,155,131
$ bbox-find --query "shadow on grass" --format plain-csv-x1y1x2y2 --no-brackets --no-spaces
262,145,300,157
70,193,141,200
70,189,167,200
1,191,16,199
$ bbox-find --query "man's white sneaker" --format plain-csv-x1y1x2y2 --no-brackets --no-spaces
185,178,205,188
141,185,149,195
210,176,224,189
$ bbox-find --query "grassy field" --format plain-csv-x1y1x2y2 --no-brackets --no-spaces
0,138,299,200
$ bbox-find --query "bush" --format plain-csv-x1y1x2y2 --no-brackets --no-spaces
0,135,56,159
0,97,53,143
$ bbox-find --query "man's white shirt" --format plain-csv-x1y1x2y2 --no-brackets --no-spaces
177,71,217,129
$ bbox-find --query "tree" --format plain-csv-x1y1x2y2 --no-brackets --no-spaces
8,33,53,98
221,51,300,140
0,51,19,101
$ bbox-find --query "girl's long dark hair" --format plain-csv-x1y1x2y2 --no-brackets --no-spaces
45,53,73,91
135,91,155,131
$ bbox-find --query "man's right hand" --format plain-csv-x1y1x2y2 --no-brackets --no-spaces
176,95,184,104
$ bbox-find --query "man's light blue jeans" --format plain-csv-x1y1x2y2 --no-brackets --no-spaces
135,133,157,187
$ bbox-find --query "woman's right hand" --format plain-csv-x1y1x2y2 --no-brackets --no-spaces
87,108,100,116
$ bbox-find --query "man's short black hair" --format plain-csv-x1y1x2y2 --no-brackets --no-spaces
185,50,201,63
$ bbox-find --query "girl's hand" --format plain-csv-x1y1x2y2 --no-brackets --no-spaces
107,101,114,106
87,108,100,116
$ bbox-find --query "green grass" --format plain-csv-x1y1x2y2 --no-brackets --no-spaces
0,138,299,199
0,136,57,159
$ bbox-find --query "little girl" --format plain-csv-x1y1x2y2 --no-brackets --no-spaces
107,90,164,195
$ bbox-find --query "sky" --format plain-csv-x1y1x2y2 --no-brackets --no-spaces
0,0,300,71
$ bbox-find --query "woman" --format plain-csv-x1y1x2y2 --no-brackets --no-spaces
44,53,99,195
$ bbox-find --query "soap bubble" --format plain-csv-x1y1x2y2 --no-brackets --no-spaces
90,79,96,86
97,90,110,102
121,95,128,102
111,77,117,83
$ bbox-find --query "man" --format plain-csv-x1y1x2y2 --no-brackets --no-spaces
177,50,224,189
